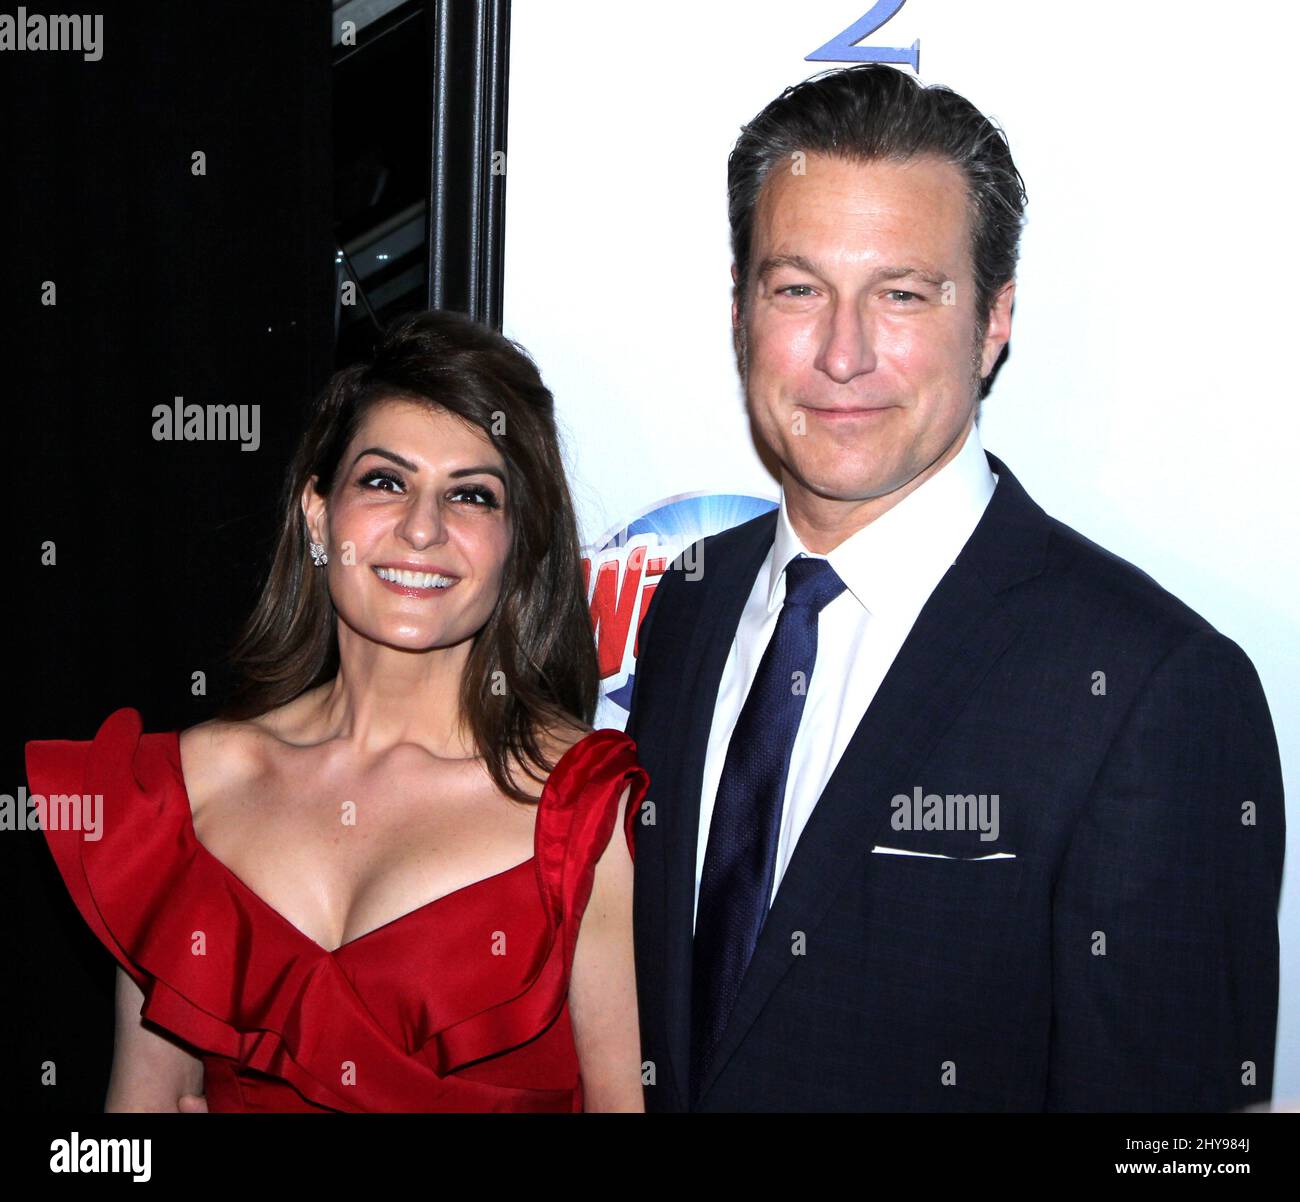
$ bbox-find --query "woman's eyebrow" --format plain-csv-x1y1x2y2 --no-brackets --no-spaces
350,446,419,472
449,465,506,484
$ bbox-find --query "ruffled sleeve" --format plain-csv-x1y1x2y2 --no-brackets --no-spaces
26,720,150,992
24,708,368,1109
424,728,649,1079
533,729,649,966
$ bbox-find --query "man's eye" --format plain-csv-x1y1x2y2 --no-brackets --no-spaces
776,285,817,298
886,289,921,303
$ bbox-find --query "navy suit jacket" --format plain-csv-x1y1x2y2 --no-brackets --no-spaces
625,451,1285,1112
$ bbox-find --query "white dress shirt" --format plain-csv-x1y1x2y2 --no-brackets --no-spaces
693,422,999,931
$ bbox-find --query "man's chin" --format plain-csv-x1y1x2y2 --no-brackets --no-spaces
782,467,903,506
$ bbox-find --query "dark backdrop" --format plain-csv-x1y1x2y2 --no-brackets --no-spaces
5,0,509,1115
7,0,338,1114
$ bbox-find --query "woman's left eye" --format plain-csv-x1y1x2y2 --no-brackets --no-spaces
451,485,501,509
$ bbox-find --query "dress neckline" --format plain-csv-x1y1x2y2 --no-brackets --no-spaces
165,728,595,957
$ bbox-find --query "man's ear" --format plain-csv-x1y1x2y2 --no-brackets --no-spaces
731,263,747,375
300,475,327,545
979,278,1016,378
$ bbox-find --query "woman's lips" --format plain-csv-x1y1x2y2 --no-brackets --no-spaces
371,565,459,598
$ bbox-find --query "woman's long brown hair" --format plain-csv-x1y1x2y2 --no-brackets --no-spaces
219,309,599,803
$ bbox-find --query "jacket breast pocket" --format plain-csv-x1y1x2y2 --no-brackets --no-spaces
864,848,1026,913
847,850,1028,995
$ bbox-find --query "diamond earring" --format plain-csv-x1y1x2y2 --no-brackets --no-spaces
309,541,328,567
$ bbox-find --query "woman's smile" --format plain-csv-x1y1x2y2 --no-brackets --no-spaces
371,564,460,596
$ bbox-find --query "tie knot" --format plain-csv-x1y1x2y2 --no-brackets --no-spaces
782,555,846,613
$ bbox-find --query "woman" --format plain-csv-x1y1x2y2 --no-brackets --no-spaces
26,309,649,1112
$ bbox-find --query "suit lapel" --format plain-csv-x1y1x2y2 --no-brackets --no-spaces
658,510,775,1109
691,451,1051,1104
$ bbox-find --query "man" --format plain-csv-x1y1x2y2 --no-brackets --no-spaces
625,64,1284,1112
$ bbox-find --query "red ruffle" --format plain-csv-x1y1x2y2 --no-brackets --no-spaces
27,708,648,1112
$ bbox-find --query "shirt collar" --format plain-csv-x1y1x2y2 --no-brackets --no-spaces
767,422,998,617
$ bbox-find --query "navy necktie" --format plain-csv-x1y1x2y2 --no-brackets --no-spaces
690,554,847,1102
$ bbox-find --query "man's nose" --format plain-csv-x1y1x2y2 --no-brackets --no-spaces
815,299,878,384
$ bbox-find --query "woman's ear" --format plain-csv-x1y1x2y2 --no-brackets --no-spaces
300,474,327,545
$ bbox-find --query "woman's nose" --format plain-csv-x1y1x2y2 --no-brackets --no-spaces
395,495,448,548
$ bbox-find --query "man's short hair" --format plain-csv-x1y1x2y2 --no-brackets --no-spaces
727,65,1027,396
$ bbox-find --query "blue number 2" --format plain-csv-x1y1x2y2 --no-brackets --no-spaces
805,1,920,71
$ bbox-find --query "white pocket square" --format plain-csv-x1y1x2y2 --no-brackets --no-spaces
871,845,1016,861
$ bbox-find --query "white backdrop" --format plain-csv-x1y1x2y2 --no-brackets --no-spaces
502,1,1300,1099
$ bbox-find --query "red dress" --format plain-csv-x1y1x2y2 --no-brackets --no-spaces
26,707,649,1112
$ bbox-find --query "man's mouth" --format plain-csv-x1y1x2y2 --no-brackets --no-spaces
801,403,896,420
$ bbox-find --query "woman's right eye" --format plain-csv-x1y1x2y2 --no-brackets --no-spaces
359,469,404,493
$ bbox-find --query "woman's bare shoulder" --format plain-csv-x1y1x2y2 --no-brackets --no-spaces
179,688,326,781
177,708,295,812
506,716,595,802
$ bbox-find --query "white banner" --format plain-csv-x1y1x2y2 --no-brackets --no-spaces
503,1,1300,1096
